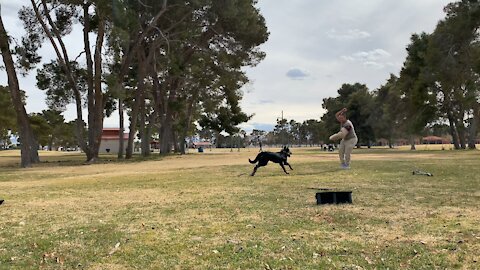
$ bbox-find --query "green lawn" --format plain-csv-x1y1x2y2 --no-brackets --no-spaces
0,148,479,269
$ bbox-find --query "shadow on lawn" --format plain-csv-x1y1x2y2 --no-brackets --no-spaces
0,152,168,169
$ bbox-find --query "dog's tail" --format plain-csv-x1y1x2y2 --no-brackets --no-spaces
248,154,259,164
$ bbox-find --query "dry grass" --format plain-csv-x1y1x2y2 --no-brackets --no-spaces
0,147,479,269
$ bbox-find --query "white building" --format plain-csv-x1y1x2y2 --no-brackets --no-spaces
99,128,129,154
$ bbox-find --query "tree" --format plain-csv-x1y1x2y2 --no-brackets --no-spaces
29,113,51,148
199,103,251,149
425,0,480,149
272,117,291,146
107,0,169,158
56,120,78,150
370,75,403,147
249,129,266,149
30,109,69,150
20,0,109,162
0,85,17,148
347,87,376,147
397,33,437,150
301,119,327,146
0,6,39,167
149,0,268,154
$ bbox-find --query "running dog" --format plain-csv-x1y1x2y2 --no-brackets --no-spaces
248,146,293,176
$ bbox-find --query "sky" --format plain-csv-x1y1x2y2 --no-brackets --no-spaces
0,0,453,133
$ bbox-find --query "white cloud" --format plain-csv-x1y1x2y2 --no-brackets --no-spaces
341,55,355,61
353,49,391,61
341,49,391,69
363,61,385,69
326,28,371,40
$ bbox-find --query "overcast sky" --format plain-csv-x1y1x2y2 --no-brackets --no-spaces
0,0,452,132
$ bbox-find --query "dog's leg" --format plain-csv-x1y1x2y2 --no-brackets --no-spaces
284,161,293,170
279,163,289,174
251,165,259,176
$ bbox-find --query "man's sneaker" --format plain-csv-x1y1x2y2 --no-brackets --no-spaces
341,163,350,169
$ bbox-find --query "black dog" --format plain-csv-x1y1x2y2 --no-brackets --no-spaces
248,146,293,176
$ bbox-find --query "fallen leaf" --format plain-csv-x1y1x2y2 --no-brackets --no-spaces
108,242,121,256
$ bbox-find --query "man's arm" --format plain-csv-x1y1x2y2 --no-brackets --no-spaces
329,127,349,141
335,107,347,118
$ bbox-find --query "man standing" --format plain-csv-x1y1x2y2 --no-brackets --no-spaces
329,108,358,169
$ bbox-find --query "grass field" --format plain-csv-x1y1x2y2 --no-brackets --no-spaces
0,147,479,269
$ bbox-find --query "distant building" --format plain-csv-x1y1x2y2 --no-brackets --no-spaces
99,128,128,154
191,141,212,149
421,136,450,144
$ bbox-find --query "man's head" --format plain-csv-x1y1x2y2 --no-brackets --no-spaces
336,113,346,123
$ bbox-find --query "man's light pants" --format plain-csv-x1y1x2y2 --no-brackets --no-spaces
339,137,358,166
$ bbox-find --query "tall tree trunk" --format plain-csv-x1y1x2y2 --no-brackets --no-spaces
0,11,39,167
468,105,479,149
83,5,106,163
48,137,53,151
455,104,466,149
160,113,173,154
173,129,179,153
83,3,95,161
140,103,150,157
126,51,146,159
447,112,461,150
118,97,125,159
160,79,179,154
141,128,151,157
149,64,167,155
180,89,200,154
91,14,106,160
457,125,467,149
179,132,187,154
457,123,467,149
409,135,416,150
467,116,478,149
